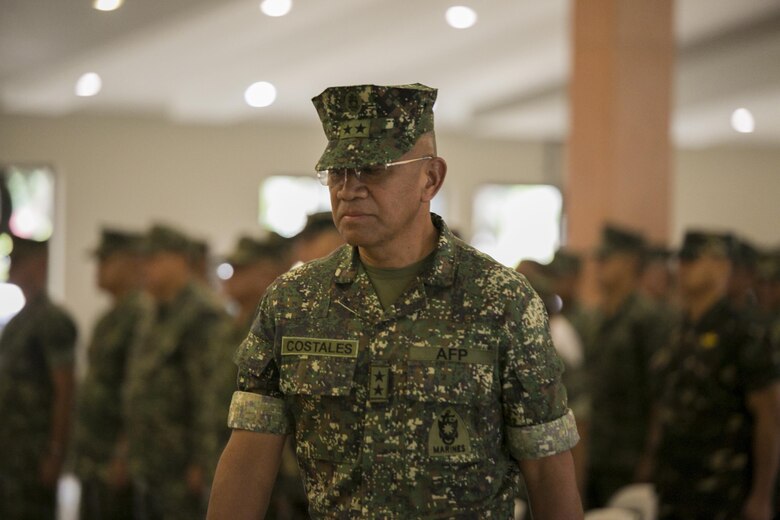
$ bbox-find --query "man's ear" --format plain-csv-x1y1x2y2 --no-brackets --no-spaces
422,157,447,202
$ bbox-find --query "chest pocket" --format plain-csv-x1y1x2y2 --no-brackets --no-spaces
405,326,498,404
277,334,360,395
279,356,358,396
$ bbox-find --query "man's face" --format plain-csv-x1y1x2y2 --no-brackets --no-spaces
328,142,433,250
142,251,189,299
595,252,637,290
97,252,135,292
678,254,728,297
223,258,282,305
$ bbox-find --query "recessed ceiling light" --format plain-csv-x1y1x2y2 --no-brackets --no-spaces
93,0,124,12
75,73,102,97
260,0,292,17
730,108,755,134
446,6,477,29
245,81,277,108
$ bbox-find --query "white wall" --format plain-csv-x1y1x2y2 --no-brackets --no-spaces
673,147,780,248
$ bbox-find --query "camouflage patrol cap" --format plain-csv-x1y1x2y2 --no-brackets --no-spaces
226,233,290,267
677,231,736,261
92,228,143,259
142,224,192,256
732,238,759,269
312,83,437,171
596,224,647,259
295,212,337,241
757,249,780,281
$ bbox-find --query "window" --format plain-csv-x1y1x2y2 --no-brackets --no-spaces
470,184,562,268
0,165,56,325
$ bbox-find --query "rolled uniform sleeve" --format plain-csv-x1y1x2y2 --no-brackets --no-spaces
227,292,292,436
502,291,579,460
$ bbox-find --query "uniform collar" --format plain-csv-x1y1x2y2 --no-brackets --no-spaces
333,213,457,288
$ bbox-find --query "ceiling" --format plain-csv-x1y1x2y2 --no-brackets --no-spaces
2,0,780,147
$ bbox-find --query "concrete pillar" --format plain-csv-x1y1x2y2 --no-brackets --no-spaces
565,0,674,301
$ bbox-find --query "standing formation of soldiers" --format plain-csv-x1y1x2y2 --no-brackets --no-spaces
0,216,345,519
532,224,780,519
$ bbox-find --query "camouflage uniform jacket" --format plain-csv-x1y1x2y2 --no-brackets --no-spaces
652,298,780,519
124,282,230,481
586,292,669,476
229,215,579,519
72,290,152,480
0,293,77,476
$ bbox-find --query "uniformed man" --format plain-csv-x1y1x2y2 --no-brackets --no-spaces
0,236,77,519
71,229,151,520
640,245,675,306
208,83,582,519
644,231,780,520
124,224,230,520
729,237,760,315
219,234,308,519
585,225,670,507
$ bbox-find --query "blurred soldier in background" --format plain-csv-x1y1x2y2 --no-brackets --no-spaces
71,229,151,520
124,224,230,520
219,234,308,519
585,225,669,507
729,237,760,316
291,211,345,265
640,245,676,307
644,232,780,520
546,249,592,347
0,237,77,519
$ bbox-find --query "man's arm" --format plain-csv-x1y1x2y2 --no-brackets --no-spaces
743,382,780,520
519,450,584,520
207,429,287,520
40,365,74,486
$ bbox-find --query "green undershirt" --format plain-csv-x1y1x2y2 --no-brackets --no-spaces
361,252,434,311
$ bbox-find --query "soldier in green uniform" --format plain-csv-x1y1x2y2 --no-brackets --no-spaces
124,224,231,520
71,229,151,520
208,84,583,519
220,234,308,519
644,232,780,520
585,225,670,507
0,237,77,519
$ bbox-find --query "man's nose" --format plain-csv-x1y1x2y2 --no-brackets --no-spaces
335,170,366,198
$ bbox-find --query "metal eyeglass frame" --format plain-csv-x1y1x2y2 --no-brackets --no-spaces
315,156,435,187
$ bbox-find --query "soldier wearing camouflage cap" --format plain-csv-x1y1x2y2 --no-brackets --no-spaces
291,211,345,265
208,84,582,519
124,224,231,519
72,228,150,520
643,231,780,519
0,237,77,519
585,224,671,507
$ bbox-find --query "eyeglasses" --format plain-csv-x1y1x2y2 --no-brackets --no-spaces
315,156,434,187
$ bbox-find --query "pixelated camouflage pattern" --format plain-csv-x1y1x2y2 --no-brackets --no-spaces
124,282,231,520
230,214,578,518
72,291,152,481
652,299,780,520
585,293,671,504
312,83,437,171
0,293,77,518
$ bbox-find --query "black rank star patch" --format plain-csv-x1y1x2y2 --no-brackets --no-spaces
369,364,389,402
428,407,471,457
